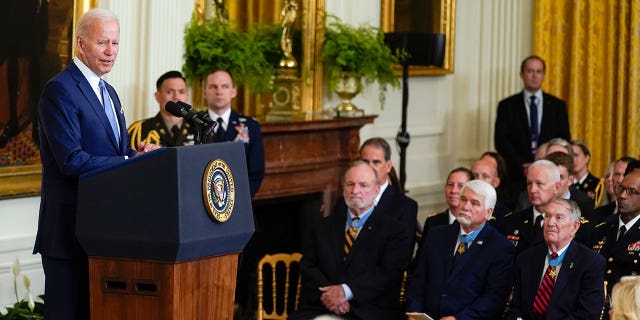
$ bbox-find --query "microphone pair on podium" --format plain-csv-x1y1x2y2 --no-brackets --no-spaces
165,101,217,131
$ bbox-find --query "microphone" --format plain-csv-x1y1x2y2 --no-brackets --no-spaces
164,101,205,126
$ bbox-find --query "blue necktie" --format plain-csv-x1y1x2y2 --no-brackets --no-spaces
99,79,120,146
529,95,539,147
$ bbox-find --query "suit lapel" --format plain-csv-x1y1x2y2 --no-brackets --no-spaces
69,62,121,152
225,111,240,142
524,245,548,308
327,210,348,264
106,83,127,153
550,242,576,304
344,209,381,265
516,92,531,136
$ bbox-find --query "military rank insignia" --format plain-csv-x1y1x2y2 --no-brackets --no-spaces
202,159,235,222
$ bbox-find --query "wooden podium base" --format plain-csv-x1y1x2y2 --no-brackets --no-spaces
88,253,239,320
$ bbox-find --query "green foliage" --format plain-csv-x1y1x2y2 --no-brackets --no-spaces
0,296,44,320
323,16,401,99
182,16,282,93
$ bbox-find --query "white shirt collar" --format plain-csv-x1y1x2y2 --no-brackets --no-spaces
577,172,589,184
448,209,457,224
374,181,389,205
619,213,640,231
73,57,102,101
208,108,231,131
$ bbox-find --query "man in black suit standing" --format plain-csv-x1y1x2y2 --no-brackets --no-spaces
507,198,605,319
290,161,412,320
495,55,571,193
407,180,515,319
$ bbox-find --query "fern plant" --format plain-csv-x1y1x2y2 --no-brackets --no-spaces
323,16,402,107
182,16,281,93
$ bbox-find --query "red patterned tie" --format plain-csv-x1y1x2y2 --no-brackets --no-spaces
532,252,558,318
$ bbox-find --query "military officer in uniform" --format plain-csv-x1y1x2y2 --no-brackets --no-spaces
128,71,196,148
571,140,604,207
593,169,640,296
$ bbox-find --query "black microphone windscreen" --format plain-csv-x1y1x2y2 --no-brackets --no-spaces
164,101,186,117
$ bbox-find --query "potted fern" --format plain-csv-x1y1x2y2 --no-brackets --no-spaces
182,16,282,94
323,15,402,114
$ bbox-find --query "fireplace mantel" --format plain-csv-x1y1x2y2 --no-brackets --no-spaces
253,115,376,216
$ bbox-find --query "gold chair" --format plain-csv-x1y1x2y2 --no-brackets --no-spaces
257,253,303,320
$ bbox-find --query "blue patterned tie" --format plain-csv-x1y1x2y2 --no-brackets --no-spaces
99,79,120,146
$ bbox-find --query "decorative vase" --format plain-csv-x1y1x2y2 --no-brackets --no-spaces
334,72,364,117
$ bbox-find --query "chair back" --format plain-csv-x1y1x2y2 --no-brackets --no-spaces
257,252,302,320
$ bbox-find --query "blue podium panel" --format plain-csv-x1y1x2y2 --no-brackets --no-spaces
77,142,254,262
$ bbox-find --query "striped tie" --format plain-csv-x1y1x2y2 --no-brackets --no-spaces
344,217,360,256
532,252,558,318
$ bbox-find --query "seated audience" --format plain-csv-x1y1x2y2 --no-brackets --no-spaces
480,151,513,208
406,180,514,319
571,140,605,207
290,161,412,320
507,199,605,319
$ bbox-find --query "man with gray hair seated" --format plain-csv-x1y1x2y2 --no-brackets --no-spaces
406,180,514,319
503,160,562,255
506,198,605,319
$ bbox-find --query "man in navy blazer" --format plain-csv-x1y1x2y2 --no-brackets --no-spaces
406,180,515,319
494,55,570,193
290,161,412,320
333,137,418,248
507,199,605,320
34,8,156,319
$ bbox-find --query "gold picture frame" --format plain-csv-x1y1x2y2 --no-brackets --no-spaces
193,0,325,115
0,0,95,199
381,0,456,76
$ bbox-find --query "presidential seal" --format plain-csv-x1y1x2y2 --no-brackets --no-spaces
202,159,235,222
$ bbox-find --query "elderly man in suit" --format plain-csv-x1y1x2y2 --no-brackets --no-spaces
334,137,418,249
34,8,157,319
495,55,570,194
406,180,515,319
507,198,605,319
290,161,412,320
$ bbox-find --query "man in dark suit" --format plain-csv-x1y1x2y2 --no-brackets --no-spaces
494,55,571,193
127,71,196,148
406,180,515,319
507,199,605,319
290,161,412,319
593,169,640,296
422,167,474,236
334,137,418,248
202,69,265,198
34,9,157,319
503,160,561,255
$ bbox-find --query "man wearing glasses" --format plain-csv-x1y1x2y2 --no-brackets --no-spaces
594,164,640,296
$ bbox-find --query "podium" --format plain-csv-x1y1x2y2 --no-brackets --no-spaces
76,142,255,320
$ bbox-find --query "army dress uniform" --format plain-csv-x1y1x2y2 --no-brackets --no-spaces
127,113,196,149
573,172,605,208
592,214,640,294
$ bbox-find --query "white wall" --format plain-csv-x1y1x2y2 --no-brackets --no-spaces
0,0,533,307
